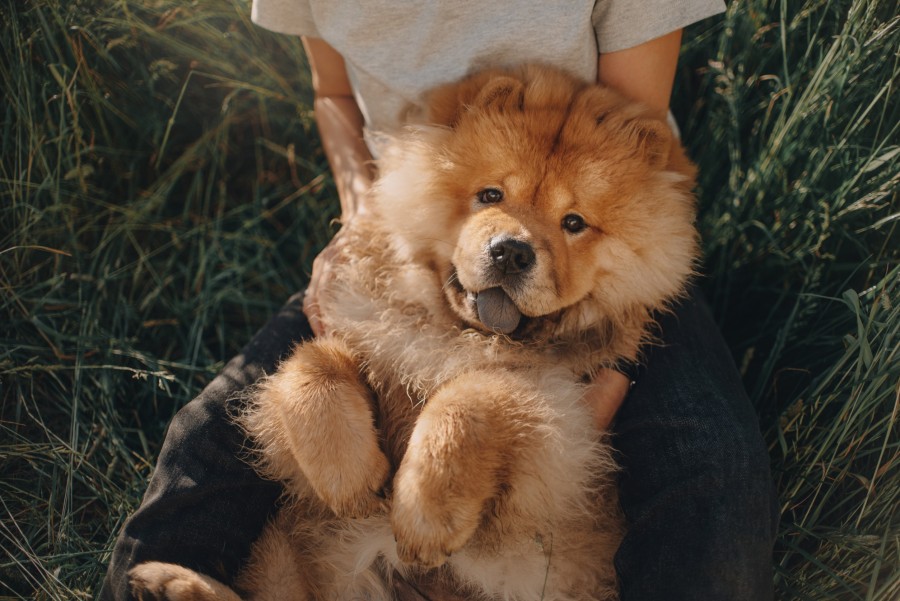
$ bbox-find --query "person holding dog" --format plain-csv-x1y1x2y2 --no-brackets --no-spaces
102,2,777,600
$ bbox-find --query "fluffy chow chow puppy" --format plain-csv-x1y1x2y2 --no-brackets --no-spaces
130,64,698,601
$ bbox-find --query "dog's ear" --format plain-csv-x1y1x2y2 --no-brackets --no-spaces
470,76,526,113
425,71,525,128
623,117,673,169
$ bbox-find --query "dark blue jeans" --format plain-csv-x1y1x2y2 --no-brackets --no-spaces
101,288,776,600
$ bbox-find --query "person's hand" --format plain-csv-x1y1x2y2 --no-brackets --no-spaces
303,227,350,337
583,368,631,430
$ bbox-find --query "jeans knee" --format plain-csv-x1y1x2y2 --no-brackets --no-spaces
694,413,778,537
713,423,771,488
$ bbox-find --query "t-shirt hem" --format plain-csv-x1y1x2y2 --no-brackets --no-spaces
596,3,725,54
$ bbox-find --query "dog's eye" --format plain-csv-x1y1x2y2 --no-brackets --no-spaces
477,188,504,204
562,214,587,234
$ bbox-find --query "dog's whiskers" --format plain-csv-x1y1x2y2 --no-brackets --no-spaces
442,270,462,294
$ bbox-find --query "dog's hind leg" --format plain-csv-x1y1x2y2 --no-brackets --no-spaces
129,562,243,601
233,518,317,601
129,522,317,601
242,337,390,519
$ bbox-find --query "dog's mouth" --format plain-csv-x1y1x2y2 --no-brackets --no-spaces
468,286,522,334
446,269,546,337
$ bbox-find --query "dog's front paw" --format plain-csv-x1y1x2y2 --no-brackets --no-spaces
390,461,484,568
129,562,242,601
249,338,390,519
310,441,391,519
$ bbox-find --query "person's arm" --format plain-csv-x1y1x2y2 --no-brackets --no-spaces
301,37,374,334
302,37,374,218
584,29,684,430
596,29,683,121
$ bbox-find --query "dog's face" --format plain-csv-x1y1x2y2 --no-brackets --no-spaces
375,66,698,340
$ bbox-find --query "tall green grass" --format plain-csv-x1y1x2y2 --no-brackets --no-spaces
677,2,898,597
2,1,334,597
1,1,897,599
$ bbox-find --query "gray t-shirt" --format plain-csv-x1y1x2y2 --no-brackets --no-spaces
252,0,724,145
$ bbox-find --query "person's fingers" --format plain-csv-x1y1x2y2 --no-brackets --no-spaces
302,291,324,337
583,368,631,430
303,232,347,337
303,257,327,337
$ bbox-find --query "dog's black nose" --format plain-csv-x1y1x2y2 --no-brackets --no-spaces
488,237,535,274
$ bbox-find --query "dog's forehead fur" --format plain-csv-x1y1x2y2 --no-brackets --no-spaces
436,75,677,216
374,66,698,345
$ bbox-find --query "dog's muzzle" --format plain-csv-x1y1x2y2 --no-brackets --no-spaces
469,236,534,334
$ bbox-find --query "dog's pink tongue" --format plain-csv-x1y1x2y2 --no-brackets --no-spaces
475,287,521,334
